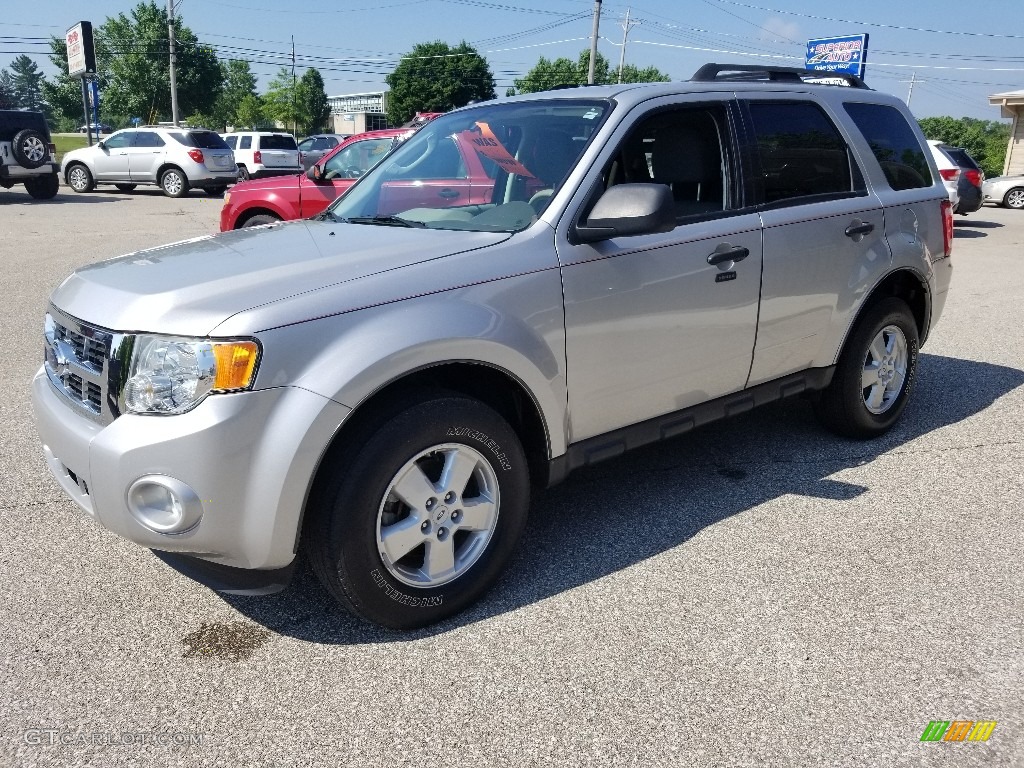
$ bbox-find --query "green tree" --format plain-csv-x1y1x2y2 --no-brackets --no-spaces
512,51,669,94
385,41,495,125
298,68,331,135
99,1,221,123
214,59,258,130
263,67,303,131
234,93,267,130
919,116,1011,178
9,55,47,111
0,70,15,109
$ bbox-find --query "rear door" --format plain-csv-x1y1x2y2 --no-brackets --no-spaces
127,130,165,182
740,96,889,385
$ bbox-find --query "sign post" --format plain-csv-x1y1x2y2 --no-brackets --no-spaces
65,22,97,144
805,34,869,82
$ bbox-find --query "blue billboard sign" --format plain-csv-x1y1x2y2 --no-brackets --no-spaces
805,34,869,79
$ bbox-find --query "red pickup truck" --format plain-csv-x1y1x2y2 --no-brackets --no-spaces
220,126,499,231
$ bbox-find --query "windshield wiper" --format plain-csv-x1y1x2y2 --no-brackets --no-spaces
342,215,425,228
313,209,339,222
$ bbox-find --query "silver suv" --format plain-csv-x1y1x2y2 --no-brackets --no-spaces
33,65,953,629
61,126,237,197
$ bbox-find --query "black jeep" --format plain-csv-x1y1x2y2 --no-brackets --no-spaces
1,110,60,199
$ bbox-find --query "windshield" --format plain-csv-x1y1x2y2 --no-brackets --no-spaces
327,99,610,233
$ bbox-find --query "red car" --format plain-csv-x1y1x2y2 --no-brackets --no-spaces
219,125,498,231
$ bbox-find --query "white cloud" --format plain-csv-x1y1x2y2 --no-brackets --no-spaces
758,17,802,43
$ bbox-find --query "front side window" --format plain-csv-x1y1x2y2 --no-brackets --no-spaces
329,99,610,233
323,138,396,179
224,135,238,150
843,102,932,190
239,136,252,150
748,101,864,205
102,132,133,149
603,105,732,219
297,138,314,152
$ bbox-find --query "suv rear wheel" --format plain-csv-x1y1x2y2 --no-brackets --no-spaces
814,297,919,438
24,174,59,200
66,164,94,193
306,395,529,629
160,167,189,198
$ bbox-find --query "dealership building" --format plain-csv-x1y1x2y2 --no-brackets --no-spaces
989,89,1024,176
328,91,390,135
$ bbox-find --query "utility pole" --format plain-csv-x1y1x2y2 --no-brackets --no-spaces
291,36,297,135
587,0,602,84
167,0,180,126
617,8,636,84
906,71,917,106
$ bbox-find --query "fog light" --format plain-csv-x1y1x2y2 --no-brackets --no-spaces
126,476,203,534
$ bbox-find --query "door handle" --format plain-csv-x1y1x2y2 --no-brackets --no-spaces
707,244,750,266
845,220,874,238
438,189,460,199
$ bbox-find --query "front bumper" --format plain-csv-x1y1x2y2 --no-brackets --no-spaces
32,367,350,571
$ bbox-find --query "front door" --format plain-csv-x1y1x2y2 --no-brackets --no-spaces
557,102,764,442
93,131,133,182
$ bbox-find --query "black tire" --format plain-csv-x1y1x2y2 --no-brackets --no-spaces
1004,187,1024,210
237,165,250,181
160,167,189,198
814,297,919,438
205,185,228,197
11,129,49,169
114,183,137,193
65,163,94,193
24,174,60,200
241,214,280,228
306,395,530,629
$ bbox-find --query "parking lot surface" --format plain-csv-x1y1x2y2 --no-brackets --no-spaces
2,186,1022,767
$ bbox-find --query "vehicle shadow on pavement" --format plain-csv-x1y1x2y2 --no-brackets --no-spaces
0,193,128,205
218,353,1024,643
954,218,1004,229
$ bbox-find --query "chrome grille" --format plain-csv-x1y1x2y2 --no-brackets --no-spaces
44,308,126,424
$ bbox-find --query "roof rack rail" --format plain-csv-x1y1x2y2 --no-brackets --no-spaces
690,63,869,90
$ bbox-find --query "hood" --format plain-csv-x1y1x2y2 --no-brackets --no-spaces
50,219,511,337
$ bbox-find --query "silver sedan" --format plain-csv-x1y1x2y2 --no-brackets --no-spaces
982,174,1024,209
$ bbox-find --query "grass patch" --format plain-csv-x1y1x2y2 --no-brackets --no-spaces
51,135,88,164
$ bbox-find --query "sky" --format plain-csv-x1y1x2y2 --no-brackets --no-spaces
4,0,1024,121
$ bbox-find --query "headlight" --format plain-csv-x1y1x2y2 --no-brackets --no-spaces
123,335,260,415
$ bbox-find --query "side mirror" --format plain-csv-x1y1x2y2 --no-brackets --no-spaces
96,140,106,150
573,184,677,244
306,164,323,182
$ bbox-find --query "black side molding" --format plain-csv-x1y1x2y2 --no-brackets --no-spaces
152,550,296,595
544,367,835,487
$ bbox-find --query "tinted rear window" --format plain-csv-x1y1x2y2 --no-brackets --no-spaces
259,134,297,150
0,110,48,141
843,103,932,190
170,131,229,149
941,146,979,170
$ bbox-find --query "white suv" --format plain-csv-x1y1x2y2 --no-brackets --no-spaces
61,126,237,197
221,132,300,180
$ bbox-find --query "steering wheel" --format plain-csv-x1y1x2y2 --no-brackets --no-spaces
390,132,437,174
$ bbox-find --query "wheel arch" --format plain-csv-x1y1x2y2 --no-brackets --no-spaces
841,268,931,357
157,162,186,182
235,205,286,228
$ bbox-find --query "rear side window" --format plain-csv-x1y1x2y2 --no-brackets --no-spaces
223,135,238,150
259,134,297,151
240,136,252,150
132,131,165,148
748,101,863,205
844,102,933,190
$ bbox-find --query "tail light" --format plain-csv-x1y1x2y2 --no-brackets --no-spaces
48,142,56,159
964,169,982,187
941,199,953,258
938,168,959,182
253,150,262,164
187,148,204,164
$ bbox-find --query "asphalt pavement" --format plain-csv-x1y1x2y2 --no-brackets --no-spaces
1,185,1021,767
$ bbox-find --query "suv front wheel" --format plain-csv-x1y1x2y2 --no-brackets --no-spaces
815,297,919,438
307,395,529,629
66,164,94,193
